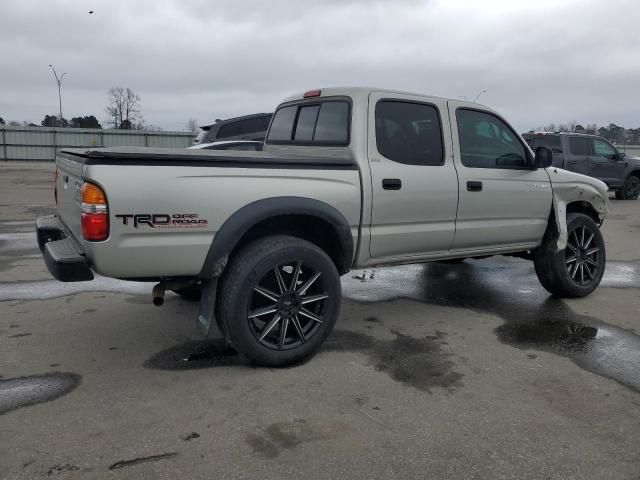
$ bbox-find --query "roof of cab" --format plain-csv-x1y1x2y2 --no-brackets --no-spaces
280,86,490,110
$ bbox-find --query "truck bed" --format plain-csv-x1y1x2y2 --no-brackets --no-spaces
54,147,362,280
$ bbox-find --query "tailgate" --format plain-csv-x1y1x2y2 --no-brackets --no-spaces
55,152,86,240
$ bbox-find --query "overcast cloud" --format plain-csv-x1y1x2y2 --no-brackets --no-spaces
1,0,639,131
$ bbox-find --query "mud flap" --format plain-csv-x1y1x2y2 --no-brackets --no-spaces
197,278,218,337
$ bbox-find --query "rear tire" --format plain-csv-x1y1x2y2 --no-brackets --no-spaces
218,235,341,366
533,213,606,298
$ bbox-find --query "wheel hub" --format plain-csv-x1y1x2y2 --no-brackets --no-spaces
277,293,300,317
247,261,329,350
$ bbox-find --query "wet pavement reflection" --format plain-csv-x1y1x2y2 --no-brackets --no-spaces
343,260,640,392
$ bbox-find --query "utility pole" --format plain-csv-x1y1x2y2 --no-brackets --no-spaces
48,65,66,128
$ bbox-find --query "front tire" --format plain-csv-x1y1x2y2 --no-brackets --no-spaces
218,235,341,366
533,213,606,298
617,175,640,200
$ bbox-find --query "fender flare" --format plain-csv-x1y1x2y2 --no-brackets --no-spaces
198,196,354,279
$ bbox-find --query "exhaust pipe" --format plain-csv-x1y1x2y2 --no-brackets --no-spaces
152,283,165,307
152,279,199,307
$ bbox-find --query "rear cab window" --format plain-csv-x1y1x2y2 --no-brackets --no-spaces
531,135,562,153
266,98,351,145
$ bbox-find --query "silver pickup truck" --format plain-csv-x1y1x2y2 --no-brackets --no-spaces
37,87,611,366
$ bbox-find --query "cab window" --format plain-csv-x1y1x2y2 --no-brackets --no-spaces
569,137,591,156
375,100,444,166
456,109,528,169
592,139,616,158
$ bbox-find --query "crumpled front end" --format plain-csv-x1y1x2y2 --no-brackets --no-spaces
548,168,611,251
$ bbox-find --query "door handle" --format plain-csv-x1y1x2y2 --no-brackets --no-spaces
467,181,483,192
382,178,402,190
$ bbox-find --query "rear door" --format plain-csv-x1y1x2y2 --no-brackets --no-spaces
566,136,593,176
368,92,459,259
447,102,552,251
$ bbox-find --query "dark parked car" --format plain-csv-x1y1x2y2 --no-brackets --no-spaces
194,113,272,145
523,132,640,200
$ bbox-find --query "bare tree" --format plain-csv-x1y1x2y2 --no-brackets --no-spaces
105,87,142,129
185,118,199,134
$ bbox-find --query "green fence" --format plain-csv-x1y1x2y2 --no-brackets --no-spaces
1,126,195,161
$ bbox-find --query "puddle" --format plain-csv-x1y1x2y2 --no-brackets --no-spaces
0,373,81,415
144,330,463,393
0,275,150,301
324,329,463,393
344,259,640,392
495,299,640,392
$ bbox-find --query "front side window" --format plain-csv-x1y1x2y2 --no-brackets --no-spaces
375,100,444,166
456,109,528,169
266,99,350,145
592,139,616,158
569,137,591,156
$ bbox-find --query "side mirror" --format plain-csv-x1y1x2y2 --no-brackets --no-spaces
616,152,626,161
534,146,553,169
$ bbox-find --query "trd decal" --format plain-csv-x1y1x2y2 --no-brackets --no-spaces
115,213,208,228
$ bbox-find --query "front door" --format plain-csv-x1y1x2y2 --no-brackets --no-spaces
448,101,553,252
589,137,625,187
368,92,459,260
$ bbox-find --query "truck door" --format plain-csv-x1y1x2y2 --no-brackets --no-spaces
589,137,625,187
367,92,459,260
447,101,552,251
566,136,594,176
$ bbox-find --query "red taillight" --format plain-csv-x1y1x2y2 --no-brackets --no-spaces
81,212,109,241
303,89,321,98
80,182,109,241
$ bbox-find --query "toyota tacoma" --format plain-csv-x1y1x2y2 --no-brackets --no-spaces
37,87,611,366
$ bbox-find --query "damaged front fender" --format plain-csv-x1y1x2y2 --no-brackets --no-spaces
549,169,611,252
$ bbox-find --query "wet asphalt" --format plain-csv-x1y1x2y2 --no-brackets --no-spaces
1,162,640,479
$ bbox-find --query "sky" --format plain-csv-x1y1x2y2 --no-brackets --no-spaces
1,0,639,132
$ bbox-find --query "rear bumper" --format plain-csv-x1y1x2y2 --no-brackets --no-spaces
36,215,94,282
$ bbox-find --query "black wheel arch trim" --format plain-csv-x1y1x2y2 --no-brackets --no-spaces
198,197,354,279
